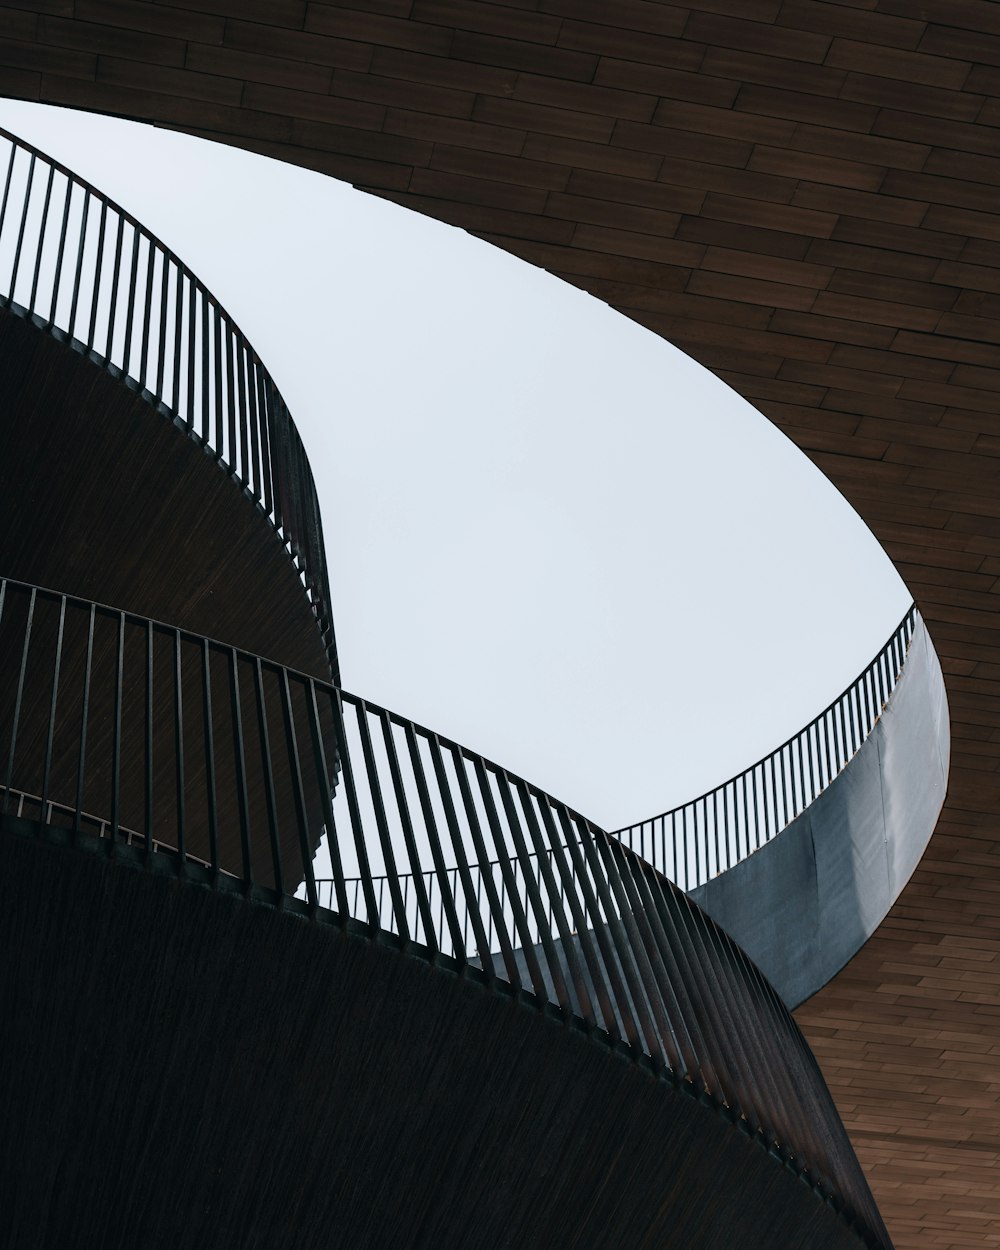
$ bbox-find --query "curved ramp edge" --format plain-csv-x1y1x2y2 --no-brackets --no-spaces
689,618,949,1010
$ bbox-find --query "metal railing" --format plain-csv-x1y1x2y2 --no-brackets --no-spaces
613,606,918,889
0,127,337,679
0,575,888,1249
319,607,919,923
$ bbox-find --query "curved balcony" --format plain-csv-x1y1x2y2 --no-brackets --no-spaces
321,610,947,1018
0,574,889,1249
0,127,335,682
0,127,896,1249
612,608,920,891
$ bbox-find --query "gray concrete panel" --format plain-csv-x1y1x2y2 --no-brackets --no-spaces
692,619,948,1009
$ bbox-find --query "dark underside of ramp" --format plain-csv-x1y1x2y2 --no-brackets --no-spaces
0,308,329,681
2,823,868,1250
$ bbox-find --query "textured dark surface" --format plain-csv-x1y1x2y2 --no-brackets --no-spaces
0,823,874,1250
0,308,333,876
3,3,1000,1243
0,307,329,679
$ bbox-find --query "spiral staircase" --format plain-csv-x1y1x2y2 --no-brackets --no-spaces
0,126,921,1249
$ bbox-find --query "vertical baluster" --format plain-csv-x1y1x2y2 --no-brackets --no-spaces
109,611,125,853
67,190,90,344
144,620,154,865
354,699,408,939
401,719,465,959
473,757,541,995
73,604,96,838
252,656,283,898
227,650,253,889
213,303,224,458
28,160,54,315
39,594,66,823
103,214,125,366
85,199,107,353
154,249,170,405
247,355,262,507
135,232,154,392
380,709,437,951
121,222,141,377
2,587,34,819
305,681,349,919
236,335,250,488
173,628,186,870
201,639,220,880
279,670,317,910
9,151,36,304
0,140,17,286
47,172,73,329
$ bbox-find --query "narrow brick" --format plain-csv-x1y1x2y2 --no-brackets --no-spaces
653,97,798,146
735,82,877,131
295,116,431,166
557,21,701,71
544,191,681,237
540,0,688,39
158,0,306,27
243,81,384,129
843,73,984,123
567,168,703,214
78,0,224,43
684,10,831,62
776,0,924,49
594,58,739,109
749,147,885,192
333,67,474,119
570,222,704,268
370,45,513,94
686,269,817,312
701,191,838,239
409,165,546,213
676,215,811,260
306,6,452,56
97,53,243,105
511,71,656,124
794,183,927,227
39,15,186,68
386,108,523,156
812,290,942,332
701,46,847,97
430,144,569,192
410,0,561,45
472,96,613,143
826,38,971,90
522,133,660,179
223,19,371,72
451,29,596,81
186,43,332,91
0,35,95,79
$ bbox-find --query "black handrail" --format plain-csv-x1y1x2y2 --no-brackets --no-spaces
321,606,919,911
0,575,889,1250
613,606,918,889
0,127,337,680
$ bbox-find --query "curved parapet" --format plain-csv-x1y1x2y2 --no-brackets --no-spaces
0,576,890,1250
690,614,949,1008
613,609,921,890
0,127,335,681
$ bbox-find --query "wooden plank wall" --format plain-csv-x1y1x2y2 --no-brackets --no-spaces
2,2,999,1245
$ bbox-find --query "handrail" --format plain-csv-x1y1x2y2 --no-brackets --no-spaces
0,127,337,681
319,607,919,914
0,575,888,1249
613,606,918,889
